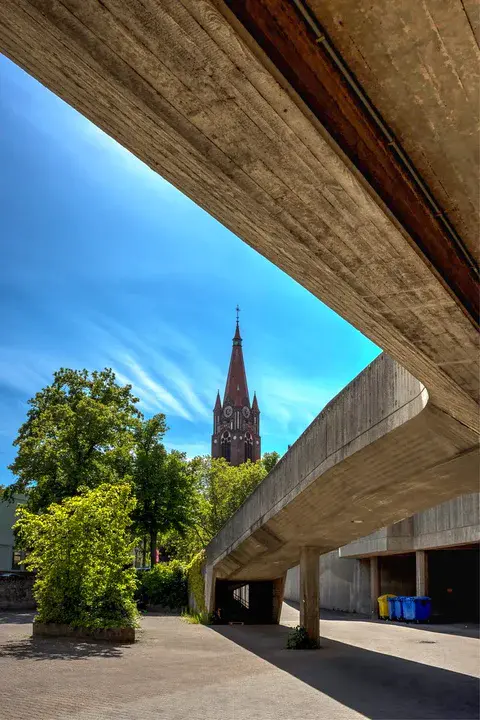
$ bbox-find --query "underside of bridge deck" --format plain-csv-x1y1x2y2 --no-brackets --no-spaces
0,0,477,430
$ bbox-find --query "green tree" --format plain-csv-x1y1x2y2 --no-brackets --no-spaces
15,483,138,629
5,368,140,512
132,415,195,567
167,457,267,561
262,451,280,473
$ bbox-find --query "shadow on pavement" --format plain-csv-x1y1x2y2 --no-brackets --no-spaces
283,600,480,640
210,622,480,720
0,637,127,661
0,612,35,625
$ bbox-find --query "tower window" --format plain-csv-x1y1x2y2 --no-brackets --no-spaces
244,432,253,462
221,431,231,462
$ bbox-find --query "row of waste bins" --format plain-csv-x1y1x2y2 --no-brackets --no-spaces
378,594,431,622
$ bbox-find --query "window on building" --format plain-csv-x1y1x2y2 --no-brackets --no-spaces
11,550,26,571
244,432,253,462
221,431,231,462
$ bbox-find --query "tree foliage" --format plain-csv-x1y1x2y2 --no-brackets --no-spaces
136,560,187,609
132,415,195,566
167,457,267,561
15,483,138,629
5,368,140,512
262,451,281,473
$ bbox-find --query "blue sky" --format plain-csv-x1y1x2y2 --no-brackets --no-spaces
0,54,380,485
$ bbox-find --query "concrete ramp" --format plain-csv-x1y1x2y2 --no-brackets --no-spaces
205,354,478,610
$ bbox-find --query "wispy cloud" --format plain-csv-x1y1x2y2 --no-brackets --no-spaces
0,348,53,396
113,354,193,420
85,316,222,423
0,313,223,428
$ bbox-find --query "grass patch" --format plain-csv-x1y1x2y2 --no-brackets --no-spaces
181,611,211,625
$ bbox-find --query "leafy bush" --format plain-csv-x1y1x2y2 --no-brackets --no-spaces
286,625,319,649
137,560,188,609
15,483,138,629
186,550,206,614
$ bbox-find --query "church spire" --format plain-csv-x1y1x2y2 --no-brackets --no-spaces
211,310,261,465
223,308,249,407
233,304,241,345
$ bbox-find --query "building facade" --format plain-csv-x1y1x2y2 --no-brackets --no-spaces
211,315,261,466
0,494,27,570
284,492,480,622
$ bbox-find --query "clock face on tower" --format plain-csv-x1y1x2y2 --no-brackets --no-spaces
242,406,250,419
223,405,233,418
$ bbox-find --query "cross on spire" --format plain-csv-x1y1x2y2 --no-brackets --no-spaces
236,304,240,324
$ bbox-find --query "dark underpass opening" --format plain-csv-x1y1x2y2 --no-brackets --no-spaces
428,545,479,622
214,580,279,624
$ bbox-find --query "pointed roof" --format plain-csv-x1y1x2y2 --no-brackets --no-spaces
252,392,259,412
214,390,222,411
223,317,250,407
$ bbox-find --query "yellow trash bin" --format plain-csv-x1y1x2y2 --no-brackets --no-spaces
378,594,396,619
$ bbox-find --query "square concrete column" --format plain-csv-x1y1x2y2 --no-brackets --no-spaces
299,546,320,644
272,575,286,624
370,556,380,617
416,550,428,596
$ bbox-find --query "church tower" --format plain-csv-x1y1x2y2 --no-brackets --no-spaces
212,310,261,465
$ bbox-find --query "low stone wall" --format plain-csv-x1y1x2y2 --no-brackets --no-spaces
33,622,135,643
0,572,35,610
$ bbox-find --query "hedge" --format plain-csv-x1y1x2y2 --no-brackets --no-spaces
137,560,188,609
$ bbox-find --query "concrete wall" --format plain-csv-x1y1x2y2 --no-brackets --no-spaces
341,493,480,558
284,550,371,615
285,494,480,614
414,493,480,550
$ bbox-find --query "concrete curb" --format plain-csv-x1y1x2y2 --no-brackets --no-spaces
32,622,135,643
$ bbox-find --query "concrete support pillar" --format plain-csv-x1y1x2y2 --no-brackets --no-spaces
370,556,380,617
299,546,320,644
416,550,428,596
272,575,286,624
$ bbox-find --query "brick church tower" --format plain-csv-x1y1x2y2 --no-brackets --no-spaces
212,310,261,465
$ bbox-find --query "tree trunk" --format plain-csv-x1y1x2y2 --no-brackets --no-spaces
142,535,147,567
150,530,157,567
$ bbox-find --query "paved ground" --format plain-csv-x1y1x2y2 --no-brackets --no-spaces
0,605,478,720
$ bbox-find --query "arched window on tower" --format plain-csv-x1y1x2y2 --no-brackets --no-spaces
221,431,231,462
244,432,253,462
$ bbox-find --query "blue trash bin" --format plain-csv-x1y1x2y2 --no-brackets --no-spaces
394,596,405,621
402,596,416,621
413,596,431,622
387,596,398,620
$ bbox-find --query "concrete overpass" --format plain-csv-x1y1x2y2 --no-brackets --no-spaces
0,1,477,638
204,354,478,636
